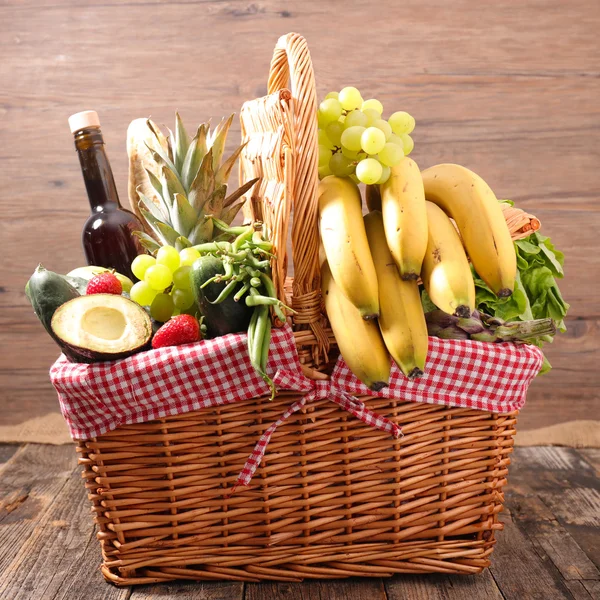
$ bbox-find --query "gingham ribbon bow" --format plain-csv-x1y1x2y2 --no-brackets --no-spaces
232,369,402,491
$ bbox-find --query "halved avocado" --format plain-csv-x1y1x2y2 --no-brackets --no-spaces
51,294,152,362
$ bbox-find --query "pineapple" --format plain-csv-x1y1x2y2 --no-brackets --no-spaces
126,113,257,252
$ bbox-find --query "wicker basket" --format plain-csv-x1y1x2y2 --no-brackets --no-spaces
76,33,539,585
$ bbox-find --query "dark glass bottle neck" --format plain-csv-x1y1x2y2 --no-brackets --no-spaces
73,127,121,212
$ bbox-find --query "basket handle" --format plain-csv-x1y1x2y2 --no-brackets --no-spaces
267,33,329,362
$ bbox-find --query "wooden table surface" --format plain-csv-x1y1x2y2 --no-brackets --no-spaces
1,3,599,426
0,444,598,599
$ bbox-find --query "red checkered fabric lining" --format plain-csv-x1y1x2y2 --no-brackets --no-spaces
334,336,545,413
50,325,300,440
50,325,544,489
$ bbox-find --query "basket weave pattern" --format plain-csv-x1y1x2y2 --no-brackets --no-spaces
76,33,538,584
79,398,516,584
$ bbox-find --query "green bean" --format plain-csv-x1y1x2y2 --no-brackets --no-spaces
232,226,255,252
260,315,272,374
191,242,220,254
249,306,268,373
250,277,261,287
246,253,272,267
208,279,238,304
250,306,275,399
234,281,251,301
247,306,258,356
259,272,277,298
244,266,262,278
223,249,249,261
246,294,279,307
211,217,249,236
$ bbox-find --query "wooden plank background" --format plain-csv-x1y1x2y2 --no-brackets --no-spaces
1,0,598,431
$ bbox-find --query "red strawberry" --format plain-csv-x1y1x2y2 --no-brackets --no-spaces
152,315,201,349
86,272,122,295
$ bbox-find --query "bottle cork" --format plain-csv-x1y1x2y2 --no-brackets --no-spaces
68,110,101,134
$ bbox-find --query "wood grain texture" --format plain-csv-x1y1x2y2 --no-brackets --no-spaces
1,0,599,429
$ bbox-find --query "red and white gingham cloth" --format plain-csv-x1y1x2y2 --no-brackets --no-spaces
50,325,544,490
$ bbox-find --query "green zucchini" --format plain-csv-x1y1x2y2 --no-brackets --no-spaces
190,255,253,338
25,264,87,362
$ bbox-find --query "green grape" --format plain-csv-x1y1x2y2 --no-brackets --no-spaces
349,173,360,184
325,121,344,146
338,115,346,124
318,98,343,126
356,158,383,185
319,144,333,167
361,108,380,126
172,288,195,311
344,109,368,128
361,99,383,114
387,133,405,150
325,91,339,100
318,164,332,179
172,265,192,290
150,293,175,322
156,245,180,272
340,125,366,152
318,129,333,148
377,165,391,185
144,264,173,291
179,247,200,267
400,133,414,155
341,145,360,159
389,111,416,135
373,119,393,140
131,254,156,281
329,152,355,176
379,142,405,167
130,281,158,306
361,127,386,155
338,86,363,111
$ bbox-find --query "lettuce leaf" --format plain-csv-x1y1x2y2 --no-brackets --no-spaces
473,231,569,372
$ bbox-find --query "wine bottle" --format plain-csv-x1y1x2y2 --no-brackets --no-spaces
69,110,145,281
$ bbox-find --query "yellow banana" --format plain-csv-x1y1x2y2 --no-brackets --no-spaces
364,211,428,379
421,163,516,297
380,157,428,280
322,262,390,391
318,176,379,319
422,201,475,317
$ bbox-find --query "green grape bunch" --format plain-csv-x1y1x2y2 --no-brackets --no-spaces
129,245,200,321
317,86,416,185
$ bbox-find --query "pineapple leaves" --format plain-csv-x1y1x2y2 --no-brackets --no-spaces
174,112,190,173
181,124,208,194
209,114,234,173
224,177,259,208
188,148,215,212
220,201,245,225
139,206,179,246
206,185,226,216
175,236,192,251
161,165,186,209
145,142,178,177
215,141,248,187
134,112,257,245
133,230,161,253
172,193,197,238
138,190,167,223
188,216,214,245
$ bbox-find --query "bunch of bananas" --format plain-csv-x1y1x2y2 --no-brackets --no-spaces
318,160,517,390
